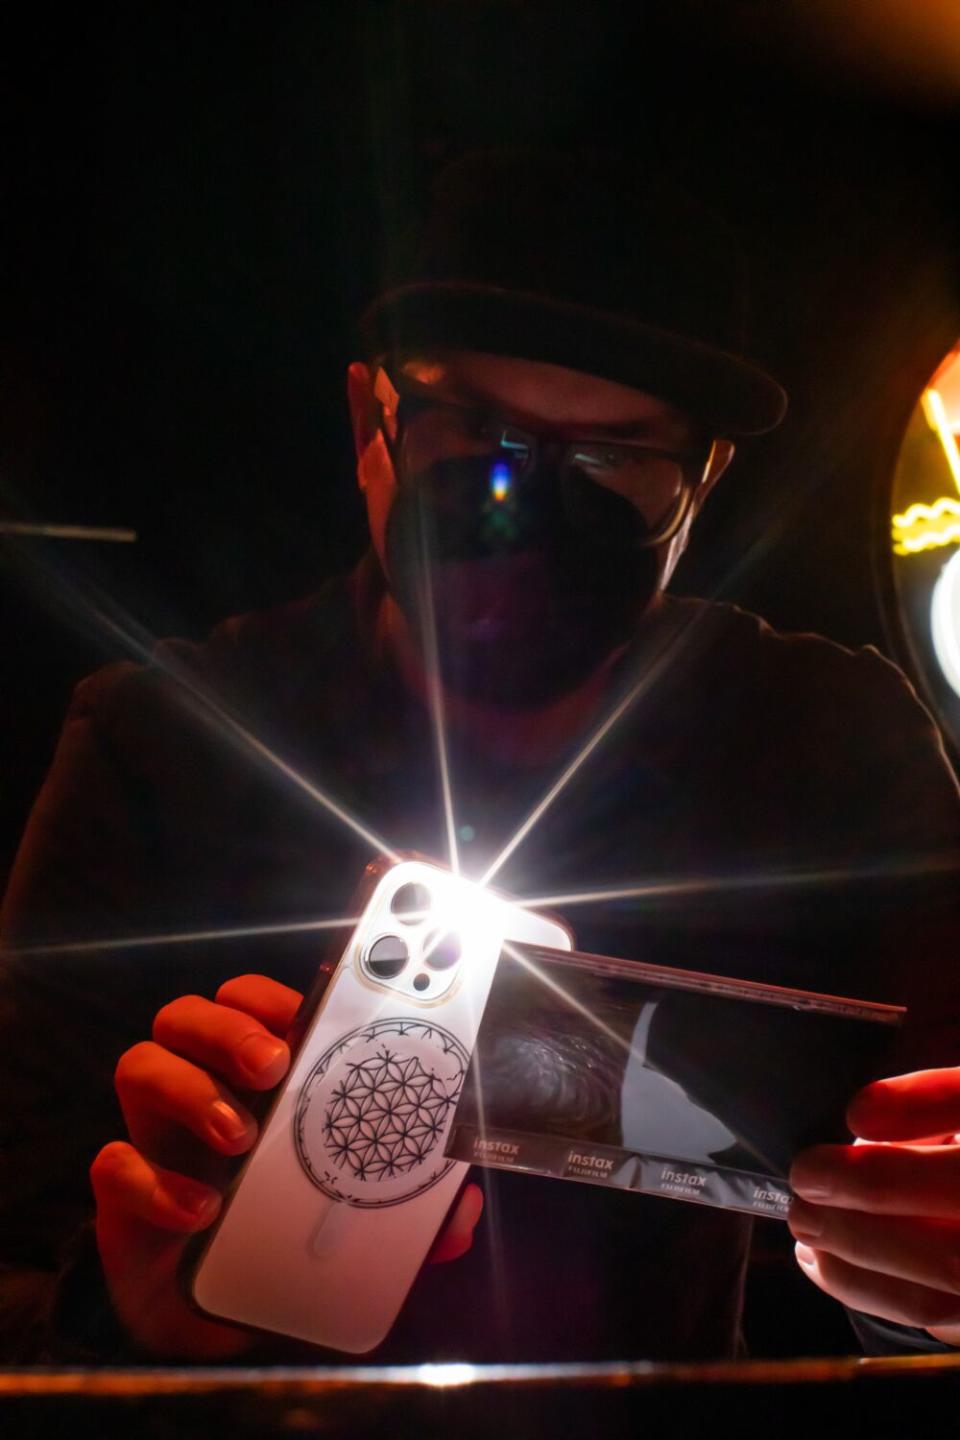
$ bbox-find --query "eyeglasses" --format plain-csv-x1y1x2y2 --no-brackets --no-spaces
374,365,719,550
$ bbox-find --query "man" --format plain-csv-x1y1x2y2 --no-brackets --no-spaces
2,150,960,1362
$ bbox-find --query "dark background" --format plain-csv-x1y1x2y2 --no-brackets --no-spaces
3,3,960,877
2,0,959,1358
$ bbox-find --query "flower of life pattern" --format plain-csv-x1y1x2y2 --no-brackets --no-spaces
323,1044,458,1181
294,1017,470,1206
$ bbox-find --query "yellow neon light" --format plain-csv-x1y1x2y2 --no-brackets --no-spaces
892,388,960,556
892,497,960,554
893,497,960,529
921,388,960,494
894,525,960,556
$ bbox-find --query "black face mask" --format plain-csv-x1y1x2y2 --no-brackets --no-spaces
383,458,663,707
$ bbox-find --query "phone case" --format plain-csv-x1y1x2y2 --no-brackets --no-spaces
188,857,573,1352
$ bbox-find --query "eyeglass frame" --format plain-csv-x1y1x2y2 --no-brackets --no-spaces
371,361,723,549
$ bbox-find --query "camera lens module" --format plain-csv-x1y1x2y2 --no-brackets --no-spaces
390,882,432,924
425,932,460,971
365,934,409,978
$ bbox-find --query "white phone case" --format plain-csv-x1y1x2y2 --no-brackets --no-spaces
189,857,573,1353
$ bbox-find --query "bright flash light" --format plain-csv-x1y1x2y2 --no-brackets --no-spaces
384,863,542,980
418,871,506,956
414,1363,478,1388
490,462,511,503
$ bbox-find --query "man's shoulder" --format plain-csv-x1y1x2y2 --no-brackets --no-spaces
662,594,958,799
665,593,932,705
67,572,362,753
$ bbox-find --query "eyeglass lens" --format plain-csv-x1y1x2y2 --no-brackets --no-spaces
399,399,689,543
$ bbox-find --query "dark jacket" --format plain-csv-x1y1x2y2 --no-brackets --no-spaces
2,557,959,1362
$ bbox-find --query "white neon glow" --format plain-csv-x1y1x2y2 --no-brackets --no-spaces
931,546,960,701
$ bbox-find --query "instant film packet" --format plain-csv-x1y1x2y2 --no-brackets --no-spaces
445,942,904,1220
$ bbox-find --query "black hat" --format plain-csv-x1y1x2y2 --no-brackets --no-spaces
360,149,787,436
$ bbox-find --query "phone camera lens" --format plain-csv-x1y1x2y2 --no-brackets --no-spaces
413,973,430,992
390,882,432,924
366,935,409,978
425,932,460,970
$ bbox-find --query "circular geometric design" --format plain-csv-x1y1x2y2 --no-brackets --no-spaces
294,1017,469,1207
326,1050,451,1175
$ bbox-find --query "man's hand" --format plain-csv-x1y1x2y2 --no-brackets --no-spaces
91,974,482,1358
788,1068,960,1345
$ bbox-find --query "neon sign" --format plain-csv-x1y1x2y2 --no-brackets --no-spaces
892,361,960,706
892,495,960,556
891,389,960,555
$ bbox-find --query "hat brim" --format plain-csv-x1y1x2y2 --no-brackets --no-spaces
359,283,787,437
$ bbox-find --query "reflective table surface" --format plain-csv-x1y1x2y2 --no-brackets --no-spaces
3,1356,960,1438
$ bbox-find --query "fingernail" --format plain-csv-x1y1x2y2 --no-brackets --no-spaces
788,1200,823,1240
239,1033,288,1082
795,1242,817,1268
792,1183,832,1202
789,1159,833,1202
209,1100,255,1145
178,1185,221,1223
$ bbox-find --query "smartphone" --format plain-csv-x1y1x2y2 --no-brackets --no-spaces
187,857,573,1352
